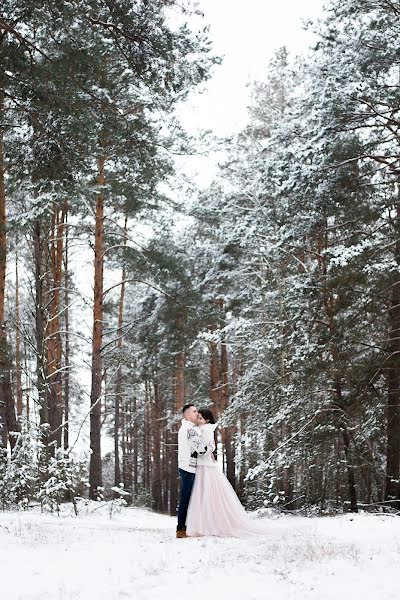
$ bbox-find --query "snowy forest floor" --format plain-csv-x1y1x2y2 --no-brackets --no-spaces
1,504,399,600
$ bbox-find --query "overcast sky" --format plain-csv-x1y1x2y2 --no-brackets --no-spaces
178,0,324,136
174,0,324,185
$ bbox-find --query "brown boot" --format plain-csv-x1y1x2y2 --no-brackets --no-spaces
176,529,187,538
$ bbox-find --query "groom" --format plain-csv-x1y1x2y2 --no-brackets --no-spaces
176,403,206,539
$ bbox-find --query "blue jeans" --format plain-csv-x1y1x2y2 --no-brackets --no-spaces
177,468,195,530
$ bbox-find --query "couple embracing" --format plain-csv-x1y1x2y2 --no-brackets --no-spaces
176,403,260,538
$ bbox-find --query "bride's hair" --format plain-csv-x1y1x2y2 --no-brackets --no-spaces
198,408,216,424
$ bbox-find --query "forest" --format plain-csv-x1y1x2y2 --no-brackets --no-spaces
0,0,400,517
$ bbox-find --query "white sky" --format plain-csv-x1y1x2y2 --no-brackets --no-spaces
175,0,324,185
179,0,324,135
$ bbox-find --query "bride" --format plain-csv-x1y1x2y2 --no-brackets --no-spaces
186,408,261,538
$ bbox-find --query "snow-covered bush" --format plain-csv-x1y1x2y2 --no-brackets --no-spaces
0,428,36,510
109,483,130,518
131,485,152,509
37,449,87,514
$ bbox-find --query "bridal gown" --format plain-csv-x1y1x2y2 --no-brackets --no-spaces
186,423,261,538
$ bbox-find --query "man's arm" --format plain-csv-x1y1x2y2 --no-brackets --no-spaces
187,428,207,454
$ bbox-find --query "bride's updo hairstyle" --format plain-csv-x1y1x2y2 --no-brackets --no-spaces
199,408,216,424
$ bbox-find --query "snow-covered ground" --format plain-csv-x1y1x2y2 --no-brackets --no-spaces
1,504,398,600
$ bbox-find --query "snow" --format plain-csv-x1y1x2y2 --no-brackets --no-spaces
1,505,399,599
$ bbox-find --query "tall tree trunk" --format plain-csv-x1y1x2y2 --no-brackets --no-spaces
33,220,49,456
216,299,236,487
209,337,220,409
124,397,133,495
120,397,136,497
209,335,220,459
47,203,66,449
114,215,128,489
0,70,18,450
121,395,128,490
0,45,7,449
334,379,358,511
114,380,121,490
15,257,23,417
318,218,358,512
143,381,151,491
220,326,235,488
24,336,30,422
169,350,185,516
151,380,162,511
237,413,246,501
132,396,138,493
385,197,400,506
89,156,105,499
63,203,70,450
341,421,358,513
278,268,294,506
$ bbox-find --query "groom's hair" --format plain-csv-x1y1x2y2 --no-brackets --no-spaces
182,403,195,415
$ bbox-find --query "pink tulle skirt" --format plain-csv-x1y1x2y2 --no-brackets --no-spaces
186,466,262,538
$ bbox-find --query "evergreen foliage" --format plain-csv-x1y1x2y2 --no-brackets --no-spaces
1,0,400,515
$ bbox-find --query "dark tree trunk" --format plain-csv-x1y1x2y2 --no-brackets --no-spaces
63,204,70,450
335,379,358,513
15,257,23,417
341,425,358,513
385,197,400,506
126,397,133,494
385,292,400,504
114,215,127,490
0,68,18,450
24,336,30,422
132,396,138,493
220,331,235,488
209,337,220,410
169,350,185,516
237,413,246,502
151,380,162,511
143,381,151,490
114,376,121,489
47,204,65,449
162,426,169,513
33,220,49,455
89,156,105,499
209,333,220,458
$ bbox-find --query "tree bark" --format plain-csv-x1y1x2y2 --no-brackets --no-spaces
24,336,30,422
209,337,220,409
220,325,235,488
333,377,358,511
33,220,49,455
385,198,400,506
47,203,66,449
89,156,105,499
0,69,19,450
215,299,236,487
341,422,358,513
143,381,151,491
151,380,162,511
15,256,23,416
169,350,185,515
132,395,138,493
318,218,358,512
114,215,128,489
63,203,70,450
